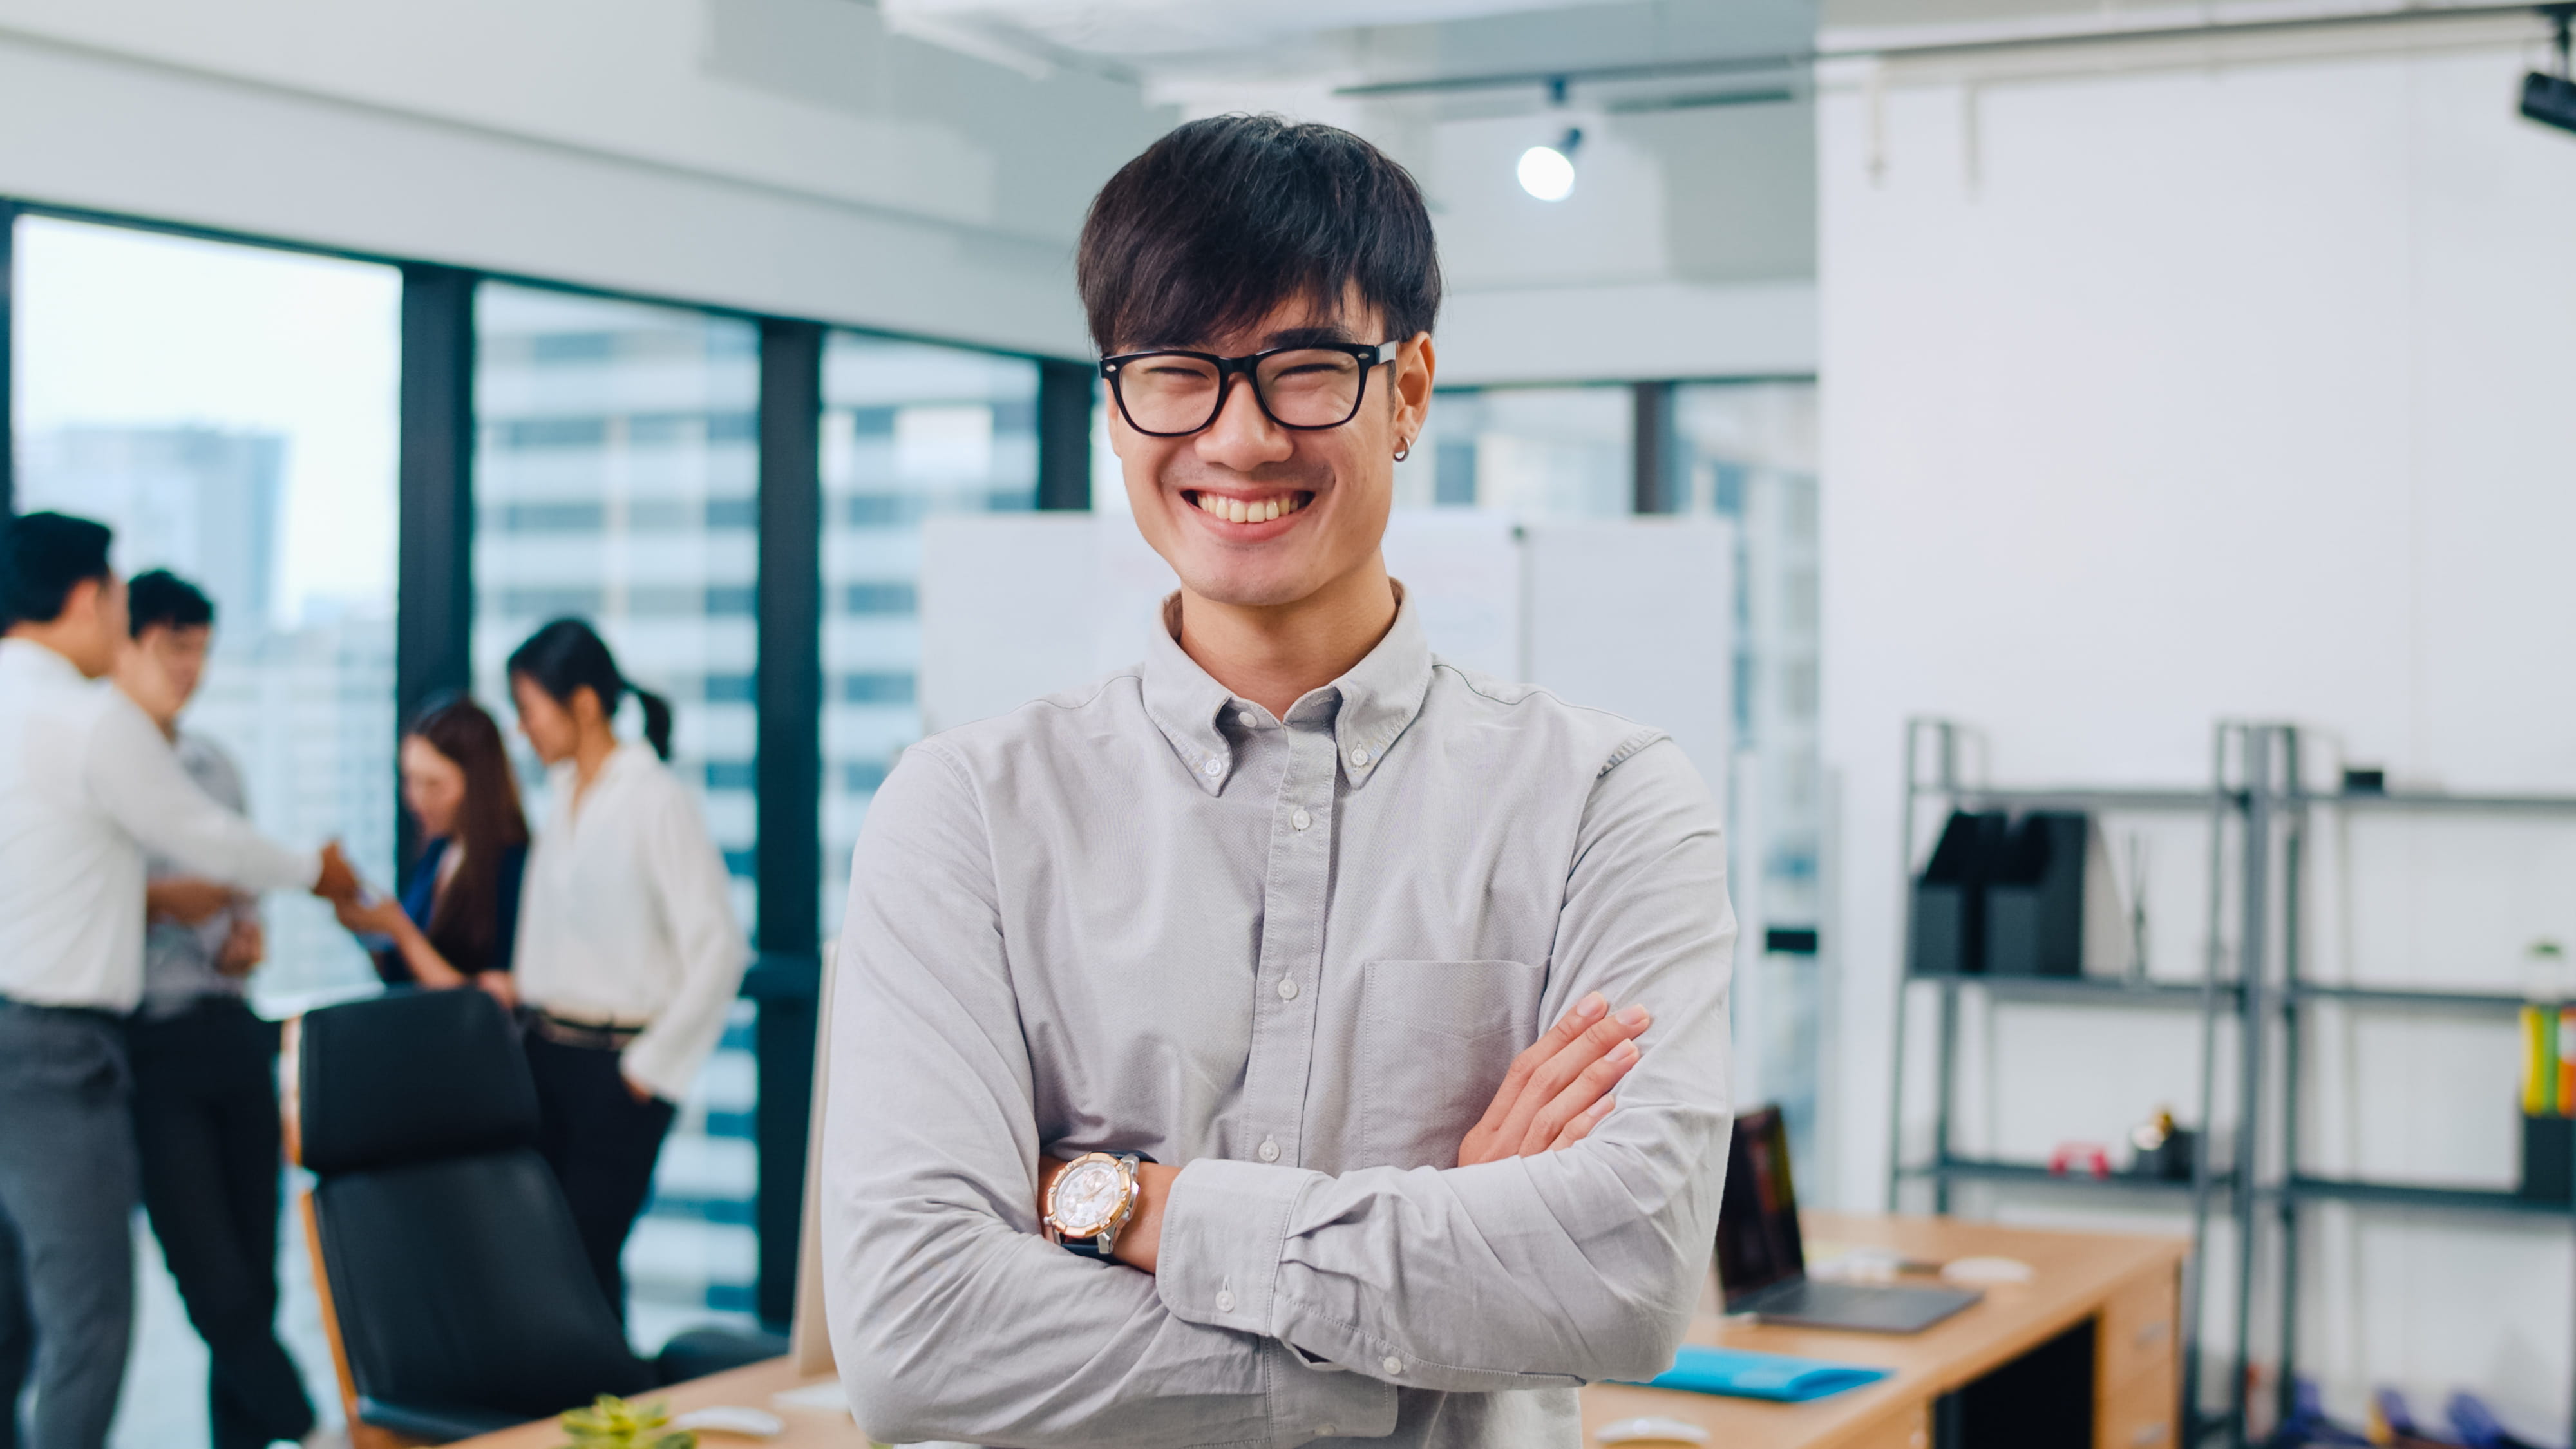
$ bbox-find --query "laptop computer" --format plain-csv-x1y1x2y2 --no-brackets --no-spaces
1715,1106,1983,1334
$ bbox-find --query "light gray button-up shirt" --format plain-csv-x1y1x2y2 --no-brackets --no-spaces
824,590,1736,1449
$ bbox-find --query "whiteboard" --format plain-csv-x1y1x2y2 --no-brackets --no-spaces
920,511,1732,795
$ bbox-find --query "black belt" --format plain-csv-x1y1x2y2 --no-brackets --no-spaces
525,1009,646,1051
0,996,127,1026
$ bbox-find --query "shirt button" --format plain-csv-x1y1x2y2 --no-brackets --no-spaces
1347,746,1370,768
1316,1426,1338,1439
1291,808,1312,831
1238,710,1258,728
1258,1137,1280,1162
1202,758,1223,777
1215,1290,1235,1312
1383,1356,1405,1376
1276,977,1298,1001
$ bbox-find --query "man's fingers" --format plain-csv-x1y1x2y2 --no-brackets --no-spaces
1467,992,1607,1142
1490,1006,1650,1150
1519,1037,1642,1155
1548,1095,1617,1151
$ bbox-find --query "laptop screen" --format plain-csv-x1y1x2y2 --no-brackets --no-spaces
1713,1104,1806,1309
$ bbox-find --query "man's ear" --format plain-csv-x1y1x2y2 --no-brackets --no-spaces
61,576,104,625
1394,332,1437,439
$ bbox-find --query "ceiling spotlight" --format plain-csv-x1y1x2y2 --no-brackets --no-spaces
1517,128,1582,202
2524,4,2576,137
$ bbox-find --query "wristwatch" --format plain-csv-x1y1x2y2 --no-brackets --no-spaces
1043,1151,1144,1259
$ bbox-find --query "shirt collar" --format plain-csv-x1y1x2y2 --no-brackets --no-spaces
0,638,88,688
1138,583,1435,796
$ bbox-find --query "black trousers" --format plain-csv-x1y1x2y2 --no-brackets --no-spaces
126,998,314,1449
522,1032,675,1323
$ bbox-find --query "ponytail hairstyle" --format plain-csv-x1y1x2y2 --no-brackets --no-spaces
506,617,674,761
404,692,531,972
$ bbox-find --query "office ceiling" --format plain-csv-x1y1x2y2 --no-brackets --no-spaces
873,0,1819,108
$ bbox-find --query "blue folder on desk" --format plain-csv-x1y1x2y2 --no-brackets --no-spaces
1633,1345,1892,1403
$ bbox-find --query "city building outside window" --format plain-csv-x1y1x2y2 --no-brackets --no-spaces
819,332,1040,933
471,281,762,1338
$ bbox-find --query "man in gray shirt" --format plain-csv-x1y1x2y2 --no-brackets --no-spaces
825,117,1737,1448
115,571,316,1449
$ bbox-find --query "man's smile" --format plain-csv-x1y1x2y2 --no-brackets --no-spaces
1178,488,1316,527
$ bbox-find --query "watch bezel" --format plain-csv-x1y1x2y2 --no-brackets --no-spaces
1043,1152,1137,1242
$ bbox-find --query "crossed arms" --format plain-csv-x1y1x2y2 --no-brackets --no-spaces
821,739,1736,1448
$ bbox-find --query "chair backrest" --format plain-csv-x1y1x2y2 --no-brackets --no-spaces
294,989,656,1424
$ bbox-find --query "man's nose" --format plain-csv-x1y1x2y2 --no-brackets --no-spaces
1195,371,1293,468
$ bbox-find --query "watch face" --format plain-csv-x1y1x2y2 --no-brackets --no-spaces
1052,1159,1124,1236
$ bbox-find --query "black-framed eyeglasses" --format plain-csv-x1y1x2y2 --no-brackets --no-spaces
1099,339,1403,438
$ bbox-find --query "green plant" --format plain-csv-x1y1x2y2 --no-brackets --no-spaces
556,1395,695,1449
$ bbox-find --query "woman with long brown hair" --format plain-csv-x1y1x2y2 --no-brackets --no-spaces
334,693,531,1004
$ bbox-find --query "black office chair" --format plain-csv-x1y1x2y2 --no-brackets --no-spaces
287,989,780,1446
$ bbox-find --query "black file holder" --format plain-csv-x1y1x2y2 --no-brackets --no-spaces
1985,812,2090,978
2523,1113,2575,1205
1910,811,2008,976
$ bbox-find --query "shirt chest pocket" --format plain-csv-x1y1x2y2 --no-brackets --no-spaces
1356,958,1544,1170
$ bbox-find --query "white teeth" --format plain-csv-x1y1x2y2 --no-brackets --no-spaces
1191,493,1306,522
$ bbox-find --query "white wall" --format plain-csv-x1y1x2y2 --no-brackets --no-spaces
0,0,1170,354
1819,27,2576,1434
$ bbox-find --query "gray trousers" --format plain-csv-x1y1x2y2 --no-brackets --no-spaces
0,1002,138,1449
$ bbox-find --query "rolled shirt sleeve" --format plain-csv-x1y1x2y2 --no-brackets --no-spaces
824,745,1395,1448
1155,739,1735,1390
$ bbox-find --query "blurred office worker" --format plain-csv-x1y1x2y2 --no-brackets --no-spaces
111,570,316,1449
824,119,1736,1449
337,694,529,1007
506,618,750,1319
0,513,356,1449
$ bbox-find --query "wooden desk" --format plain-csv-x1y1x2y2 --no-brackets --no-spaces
446,1214,2183,1449
442,1359,857,1449
1584,1213,2186,1449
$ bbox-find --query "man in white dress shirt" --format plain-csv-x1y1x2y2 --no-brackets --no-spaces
0,513,357,1449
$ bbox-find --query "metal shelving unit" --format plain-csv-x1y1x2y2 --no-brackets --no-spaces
1890,719,2576,1447
2268,742,2576,1449
1887,717,2259,1448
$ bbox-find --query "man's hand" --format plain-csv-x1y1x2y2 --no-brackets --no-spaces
216,916,265,976
312,840,361,904
476,972,520,1012
147,877,235,927
1456,991,1650,1167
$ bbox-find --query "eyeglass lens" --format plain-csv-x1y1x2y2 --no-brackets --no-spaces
1117,350,1367,434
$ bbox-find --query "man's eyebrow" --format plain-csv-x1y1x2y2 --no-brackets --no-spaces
1259,325,1363,348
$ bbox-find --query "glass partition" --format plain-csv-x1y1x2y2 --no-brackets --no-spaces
1392,384,1634,515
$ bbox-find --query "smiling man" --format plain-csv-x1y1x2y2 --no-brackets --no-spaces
823,116,1738,1448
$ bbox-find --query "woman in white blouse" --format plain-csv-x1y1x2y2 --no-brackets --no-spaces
505,618,750,1321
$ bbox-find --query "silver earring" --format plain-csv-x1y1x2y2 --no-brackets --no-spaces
1394,439,1412,462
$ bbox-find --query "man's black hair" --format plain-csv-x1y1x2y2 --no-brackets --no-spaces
128,569,216,638
0,511,115,630
1077,115,1442,354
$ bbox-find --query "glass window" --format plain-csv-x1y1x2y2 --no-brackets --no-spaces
819,333,1039,931
10,216,401,1011
1393,385,1634,516
11,214,400,1449
471,281,761,1336
1674,380,1824,1173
